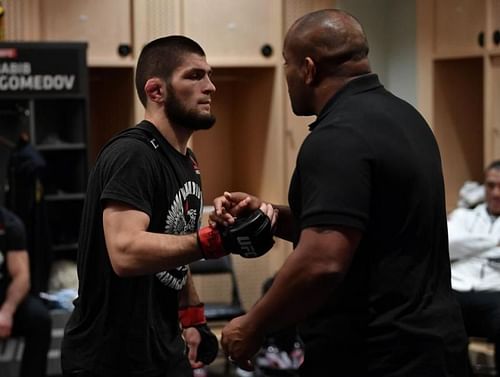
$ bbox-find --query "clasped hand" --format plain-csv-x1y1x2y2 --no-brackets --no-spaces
209,191,277,228
208,192,275,370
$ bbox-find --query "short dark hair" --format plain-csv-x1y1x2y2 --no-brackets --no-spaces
135,35,206,107
487,160,500,172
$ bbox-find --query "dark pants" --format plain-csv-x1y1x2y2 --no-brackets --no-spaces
454,290,500,374
62,357,194,377
11,294,52,377
63,371,99,377
63,370,194,377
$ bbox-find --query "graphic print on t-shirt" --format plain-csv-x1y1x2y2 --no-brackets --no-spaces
156,181,202,290
189,154,201,175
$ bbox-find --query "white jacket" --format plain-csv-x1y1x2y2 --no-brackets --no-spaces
448,203,500,291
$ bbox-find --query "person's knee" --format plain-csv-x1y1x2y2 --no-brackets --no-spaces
17,298,52,336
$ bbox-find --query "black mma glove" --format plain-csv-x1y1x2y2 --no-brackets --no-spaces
197,209,275,259
179,304,219,365
193,323,219,364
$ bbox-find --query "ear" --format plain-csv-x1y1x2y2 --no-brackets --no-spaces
144,78,165,104
303,57,317,85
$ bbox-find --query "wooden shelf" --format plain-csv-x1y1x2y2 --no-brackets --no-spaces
36,143,86,151
207,56,278,68
45,193,86,202
432,51,486,60
88,56,135,68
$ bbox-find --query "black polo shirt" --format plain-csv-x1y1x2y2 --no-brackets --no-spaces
289,74,469,376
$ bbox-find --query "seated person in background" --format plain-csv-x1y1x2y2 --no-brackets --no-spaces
448,159,500,374
0,205,51,377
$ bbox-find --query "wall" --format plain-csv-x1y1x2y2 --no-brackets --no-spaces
336,0,417,107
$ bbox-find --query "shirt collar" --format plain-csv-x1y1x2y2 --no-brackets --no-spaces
308,73,382,131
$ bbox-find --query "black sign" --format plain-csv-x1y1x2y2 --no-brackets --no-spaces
0,42,87,95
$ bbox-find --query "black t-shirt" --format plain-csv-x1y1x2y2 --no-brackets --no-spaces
289,75,469,377
62,121,203,377
0,206,27,301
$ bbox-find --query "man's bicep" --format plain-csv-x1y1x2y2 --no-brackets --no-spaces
297,226,362,274
103,201,151,254
6,250,29,279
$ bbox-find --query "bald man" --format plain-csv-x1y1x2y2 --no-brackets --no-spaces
217,9,470,377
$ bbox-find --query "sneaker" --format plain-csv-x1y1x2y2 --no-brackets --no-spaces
235,367,254,376
193,367,208,377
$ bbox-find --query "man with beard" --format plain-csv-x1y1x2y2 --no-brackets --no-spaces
61,35,276,377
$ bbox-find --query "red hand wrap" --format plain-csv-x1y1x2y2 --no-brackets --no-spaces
179,303,206,328
197,226,227,259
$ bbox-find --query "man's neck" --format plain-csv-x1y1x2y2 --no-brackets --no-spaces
314,77,350,114
144,113,192,155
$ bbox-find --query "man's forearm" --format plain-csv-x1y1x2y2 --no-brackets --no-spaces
249,246,342,335
179,270,202,307
1,277,29,316
108,231,203,277
248,226,359,335
449,234,499,260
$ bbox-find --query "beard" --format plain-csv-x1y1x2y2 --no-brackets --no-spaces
165,85,216,131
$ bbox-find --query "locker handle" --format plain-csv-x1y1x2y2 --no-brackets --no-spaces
478,31,485,47
117,44,132,57
261,44,273,58
494,30,500,46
